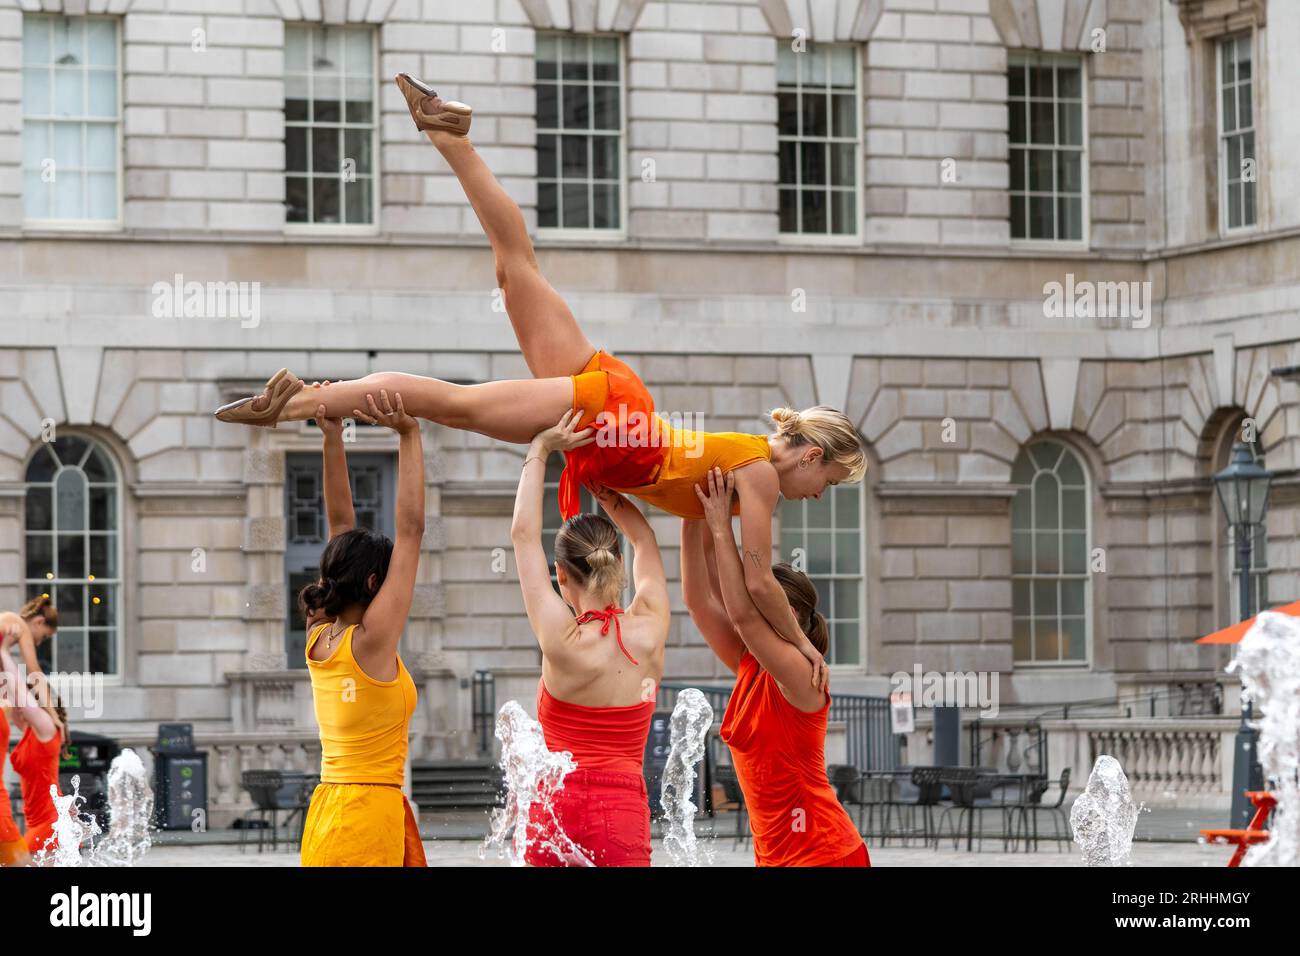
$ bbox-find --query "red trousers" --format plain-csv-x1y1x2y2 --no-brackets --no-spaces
526,768,651,867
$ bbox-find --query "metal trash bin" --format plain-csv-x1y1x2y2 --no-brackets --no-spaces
150,723,207,831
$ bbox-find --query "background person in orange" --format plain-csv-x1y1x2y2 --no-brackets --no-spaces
297,391,427,867
684,468,869,867
0,638,68,857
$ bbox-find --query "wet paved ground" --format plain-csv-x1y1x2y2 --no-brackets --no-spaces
136,837,1228,867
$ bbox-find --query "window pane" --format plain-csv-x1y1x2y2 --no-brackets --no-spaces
23,16,50,64
1028,196,1054,239
1009,101,1025,144
1034,531,1060,573
1028,149,1052,191
801,92,826,136
1013,617,1031,660
779,187,797,232
55,69,83,116
536,34,557,79
23,69,50,115
286,176,309,221
561,35,588,80
313,176,340,223
592,183,617,229
561,134,587,177
801,141,826,185
344,176,371,225
343,128,371,174
778,92,798,136
832,579,859,619
1057,66,1080,99
537,83,558,128
831,190,855,235
1057,101,1081,146
779,140,797,184
592,38,618,82
1221,83,1236,131
562,83,590,129
593,84,619,130
1033,622,1061,662
344,75,372,123
1029,65,1053,98
777,46,797,84
538,181,557,227
1029,100,1054,144
312,126,339,174
1057,196,1081,241
805,532,832,575
830,143,855,187
26,535,53,579
834,529,860,573
561,182,588,228
831,93,855,137
591,134,617,180
1062,618,1086,660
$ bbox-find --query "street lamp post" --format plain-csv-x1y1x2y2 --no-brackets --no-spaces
1212,441,1272,829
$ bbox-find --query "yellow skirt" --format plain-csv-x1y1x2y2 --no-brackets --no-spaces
300,783,427,867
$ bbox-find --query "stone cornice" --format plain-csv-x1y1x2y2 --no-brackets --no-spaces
755,0,885,42
1171,0,1267,42
515,0,650,33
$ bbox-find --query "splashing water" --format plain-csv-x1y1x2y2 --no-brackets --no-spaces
660,688,714,867
88,749,154,867
1229,610,1300,867
1069,755,1139,866
31,775,101,867
481,700,593,867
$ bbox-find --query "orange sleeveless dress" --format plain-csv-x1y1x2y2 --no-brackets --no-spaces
10,725,62,855
564,351,772,519
720,651,868,867
0,709,29,865
300,622,426,867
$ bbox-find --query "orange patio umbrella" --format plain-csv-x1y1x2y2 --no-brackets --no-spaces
1196,600,1300,644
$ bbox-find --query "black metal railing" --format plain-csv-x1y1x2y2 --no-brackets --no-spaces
657,682,898,773
471,670,496,757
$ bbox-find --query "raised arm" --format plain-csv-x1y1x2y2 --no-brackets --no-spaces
732,463,827,687
680,518,744,673
316,397,356,539
591,484,668,619
0,643,55,741
350,391,422,665
699,469,827,694
510,412,595,653
1,611,44,679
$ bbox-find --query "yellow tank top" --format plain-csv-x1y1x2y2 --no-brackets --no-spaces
306,622,418,785
618,422,771,518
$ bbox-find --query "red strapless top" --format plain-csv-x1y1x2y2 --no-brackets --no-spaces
10,727,61,832
536,681,654,777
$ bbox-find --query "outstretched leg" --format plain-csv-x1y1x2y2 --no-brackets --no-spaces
425,125,596,380
273,373,576,444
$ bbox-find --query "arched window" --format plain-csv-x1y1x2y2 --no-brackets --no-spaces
1011,440,1089,665
780,484,864,667
23,435,121,675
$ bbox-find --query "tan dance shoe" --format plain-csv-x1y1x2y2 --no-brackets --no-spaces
213,368,304,427
394,73,472,135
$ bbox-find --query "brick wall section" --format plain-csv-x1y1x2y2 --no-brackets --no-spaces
866,0,1010,247
626,0,780,242
1088,0,1146,249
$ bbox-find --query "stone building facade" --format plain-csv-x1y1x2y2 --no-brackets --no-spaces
1,0,1297,768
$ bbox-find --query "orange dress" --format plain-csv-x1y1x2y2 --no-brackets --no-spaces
10,726,62,855
564,351,772,520
720,651,868,867
300,622,426,867
0,709,29,865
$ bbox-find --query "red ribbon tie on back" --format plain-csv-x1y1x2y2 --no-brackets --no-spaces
575,605,638,666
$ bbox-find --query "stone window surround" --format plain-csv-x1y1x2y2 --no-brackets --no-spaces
1172,0,1269,239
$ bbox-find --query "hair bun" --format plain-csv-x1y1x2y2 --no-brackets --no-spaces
586,547,617,569
770,407,800,433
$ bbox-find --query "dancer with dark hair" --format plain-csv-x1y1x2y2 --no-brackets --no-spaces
510,412,670,866
684,468,869,867
215,76,868,689
297,391,427,867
